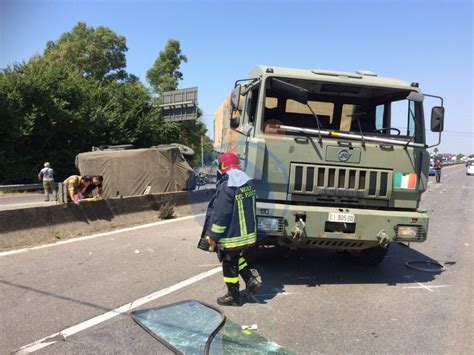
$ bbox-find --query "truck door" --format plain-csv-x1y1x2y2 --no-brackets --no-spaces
236,85,260,169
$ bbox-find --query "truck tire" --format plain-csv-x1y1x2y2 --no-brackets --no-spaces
244,244,290,265
347,245,389,266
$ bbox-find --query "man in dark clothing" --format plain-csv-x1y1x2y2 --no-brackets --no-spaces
83,175,103,198
202,151,261,306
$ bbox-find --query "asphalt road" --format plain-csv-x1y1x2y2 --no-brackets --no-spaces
1,165,472,354
0,193,56,211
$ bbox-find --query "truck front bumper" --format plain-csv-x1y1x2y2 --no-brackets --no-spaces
256,202,429,250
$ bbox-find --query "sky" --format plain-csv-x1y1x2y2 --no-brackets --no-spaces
1,0,472,154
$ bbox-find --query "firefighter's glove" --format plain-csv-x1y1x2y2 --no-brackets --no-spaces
206,236,216,252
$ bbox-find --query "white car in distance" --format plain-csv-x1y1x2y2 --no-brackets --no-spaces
466,161,474,175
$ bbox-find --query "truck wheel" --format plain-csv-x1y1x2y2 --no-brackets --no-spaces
244,244,290,265
347,245,389,266
244,246,258,265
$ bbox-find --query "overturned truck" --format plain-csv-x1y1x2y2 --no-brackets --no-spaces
215,65,445,264
76,146,195,198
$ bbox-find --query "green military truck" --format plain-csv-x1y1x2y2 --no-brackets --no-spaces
216,65,444,265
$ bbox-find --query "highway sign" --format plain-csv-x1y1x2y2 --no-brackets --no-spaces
160,87,198,122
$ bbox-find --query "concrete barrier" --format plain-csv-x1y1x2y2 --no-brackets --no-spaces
0,189,214,251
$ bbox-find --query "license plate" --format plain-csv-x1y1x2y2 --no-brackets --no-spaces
328,213,355,223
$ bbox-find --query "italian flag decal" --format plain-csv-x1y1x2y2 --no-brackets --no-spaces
394,172,417,189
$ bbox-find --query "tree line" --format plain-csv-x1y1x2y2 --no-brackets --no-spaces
0,22,213,184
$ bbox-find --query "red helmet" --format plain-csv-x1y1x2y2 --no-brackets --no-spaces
219,151,240,174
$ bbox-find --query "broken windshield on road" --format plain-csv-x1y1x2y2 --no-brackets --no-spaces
131,300,292,354
262,77,425,146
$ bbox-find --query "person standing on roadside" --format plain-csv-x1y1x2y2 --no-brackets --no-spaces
201,151,262,307
38,162,56,202
434,159,443,183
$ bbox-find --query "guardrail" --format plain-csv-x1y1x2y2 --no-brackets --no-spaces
0,183,45,192
0,183,62,193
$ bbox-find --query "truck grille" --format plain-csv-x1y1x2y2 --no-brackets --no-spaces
290,163,392,199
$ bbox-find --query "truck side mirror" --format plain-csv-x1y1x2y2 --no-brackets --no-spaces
230,115,240,129
230,85,241,111
230,85,242,129
431,106,444,132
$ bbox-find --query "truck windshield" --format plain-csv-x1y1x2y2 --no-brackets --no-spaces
262,77,425,144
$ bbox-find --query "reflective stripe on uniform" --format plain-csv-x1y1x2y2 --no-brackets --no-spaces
211,224,226,234
252,195,256,232
238,199,246,235
238,257,248,271
237,199,247,236
219,233,257,249
224,276,239,284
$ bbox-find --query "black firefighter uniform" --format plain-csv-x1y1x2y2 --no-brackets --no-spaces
205,169,257,297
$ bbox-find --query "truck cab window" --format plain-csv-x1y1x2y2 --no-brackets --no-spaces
407,100,416,136
341,104,375,132
375,104,385,130
390,99,410,135
261,76,423,143
244,86,260,124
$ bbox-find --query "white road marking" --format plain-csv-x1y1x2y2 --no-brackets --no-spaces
0,213,205,257
197,264,221,267
254,292,293,297
14,266,222,354
403,282,451,292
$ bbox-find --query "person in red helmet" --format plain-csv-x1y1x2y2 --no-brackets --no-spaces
201,151,262,306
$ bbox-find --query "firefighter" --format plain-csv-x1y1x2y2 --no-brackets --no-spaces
204,151,262,306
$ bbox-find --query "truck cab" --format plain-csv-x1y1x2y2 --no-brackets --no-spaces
216,66,444,264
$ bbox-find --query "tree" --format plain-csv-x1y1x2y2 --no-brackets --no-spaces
44,22,128,82
0,22,155,183
146,39,188,95
0,59,91,182
146,39,210,167
0,27,213,183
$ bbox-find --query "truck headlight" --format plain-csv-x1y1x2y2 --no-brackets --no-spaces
396,225,418,239
258,217,281,232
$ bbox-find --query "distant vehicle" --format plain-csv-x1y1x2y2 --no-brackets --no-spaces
429,164,436,176
195,172,209,187
466,161,474,176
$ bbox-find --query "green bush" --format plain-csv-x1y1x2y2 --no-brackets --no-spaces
159,203,175,220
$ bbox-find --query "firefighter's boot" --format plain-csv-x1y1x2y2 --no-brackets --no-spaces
245,277,262,295
217,285,242,307
242,268,262,295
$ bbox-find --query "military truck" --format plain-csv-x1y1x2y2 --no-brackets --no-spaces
215,65,444,264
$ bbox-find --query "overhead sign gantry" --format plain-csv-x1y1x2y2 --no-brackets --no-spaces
160,87,198,122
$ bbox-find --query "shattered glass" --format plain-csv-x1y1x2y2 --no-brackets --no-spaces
131,300,292,354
